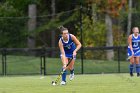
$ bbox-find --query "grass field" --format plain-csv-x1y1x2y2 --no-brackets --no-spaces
0,74,139,93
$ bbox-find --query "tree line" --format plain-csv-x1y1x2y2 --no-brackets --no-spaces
0,0,140,59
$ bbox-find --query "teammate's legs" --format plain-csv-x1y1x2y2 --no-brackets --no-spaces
128,47,135,76
135,57,140,77
129,57,135,76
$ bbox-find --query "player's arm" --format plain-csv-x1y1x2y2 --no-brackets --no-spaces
58,39,67,67
70,34,82,56
128,35,134,55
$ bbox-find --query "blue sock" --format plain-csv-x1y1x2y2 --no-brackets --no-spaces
62,68,67,82
129,64,134,73
70,69,74,74
136,64,140,73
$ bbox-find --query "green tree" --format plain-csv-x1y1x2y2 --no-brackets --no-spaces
76,16,106,47
85,0,127,60
0,2,27,47
0,0,44,48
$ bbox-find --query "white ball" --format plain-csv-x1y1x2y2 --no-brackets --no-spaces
52,82,56,86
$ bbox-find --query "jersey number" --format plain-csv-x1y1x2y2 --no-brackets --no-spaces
133,42,138,47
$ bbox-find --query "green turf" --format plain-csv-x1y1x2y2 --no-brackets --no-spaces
0,74,139,93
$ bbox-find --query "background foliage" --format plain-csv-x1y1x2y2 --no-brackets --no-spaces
0,0,140,48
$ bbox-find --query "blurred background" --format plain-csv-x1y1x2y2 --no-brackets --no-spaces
0,0,139,76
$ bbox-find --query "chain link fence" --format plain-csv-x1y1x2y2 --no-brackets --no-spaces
0,46,129,76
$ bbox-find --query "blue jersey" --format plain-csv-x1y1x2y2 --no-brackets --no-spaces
60,34,76,58
132,34,140,50
128,34,140,57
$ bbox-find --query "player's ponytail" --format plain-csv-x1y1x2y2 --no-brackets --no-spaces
58,26,68,34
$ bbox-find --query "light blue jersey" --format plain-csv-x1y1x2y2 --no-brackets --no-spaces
128,34,140,56
60,34,76,58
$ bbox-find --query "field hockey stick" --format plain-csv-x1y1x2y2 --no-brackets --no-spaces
127,49,140,60
52,57,73,85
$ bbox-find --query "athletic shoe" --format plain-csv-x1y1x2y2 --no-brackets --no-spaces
69,73,74,80
130,72,134,77
137,73,140,77
60,81,66,85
